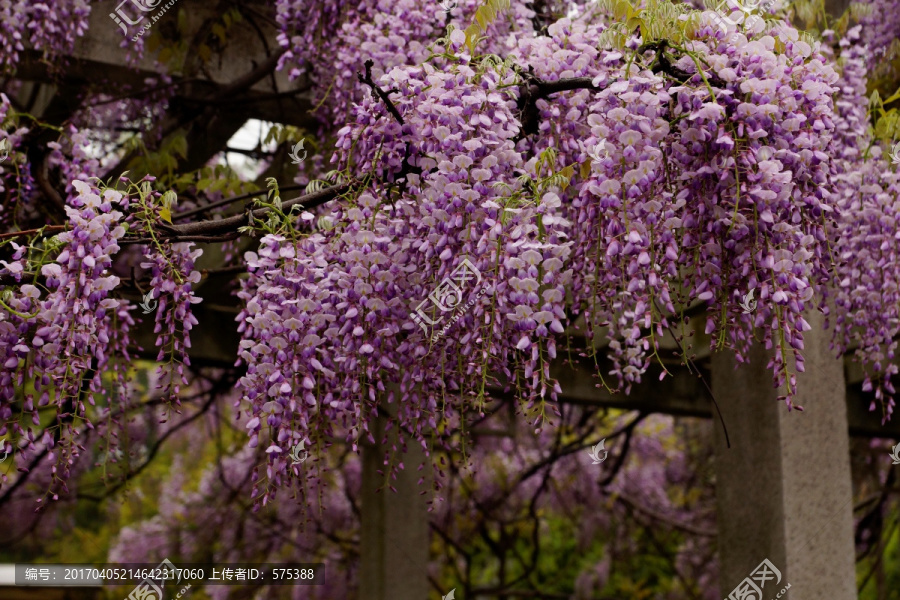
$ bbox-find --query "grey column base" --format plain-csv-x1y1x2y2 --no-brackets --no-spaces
360,406,430,600
713,311,857,599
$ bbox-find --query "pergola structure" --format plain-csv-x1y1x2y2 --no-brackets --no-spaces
2,0,889,598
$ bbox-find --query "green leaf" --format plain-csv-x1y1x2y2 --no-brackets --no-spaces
212,24,226,44
172,136,187,159
475,9,487,29
580,159,592,180
883,86,900,106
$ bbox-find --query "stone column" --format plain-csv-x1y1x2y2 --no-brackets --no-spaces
712,311,856,599
360,404,430,600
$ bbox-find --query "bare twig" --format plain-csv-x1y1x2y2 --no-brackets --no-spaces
35,152,67,219
0,225,66,241
615,492,717,537
357,59,405,126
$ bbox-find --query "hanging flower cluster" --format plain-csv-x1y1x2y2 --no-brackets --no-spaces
0,93,34,228
825,25,900,421
652,23,837,405
0,0,90,70
0,180,131,496
858,0,900,69
141,242,203,403
230,5,869,500
275,0,540,128
0,0,897,509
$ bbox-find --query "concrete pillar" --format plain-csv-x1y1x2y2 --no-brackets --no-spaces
712,310,856,599
360,406,429,600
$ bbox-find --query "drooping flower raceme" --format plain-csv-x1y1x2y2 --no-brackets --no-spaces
824,25,900,421
141,242,203,403
0,180,130,496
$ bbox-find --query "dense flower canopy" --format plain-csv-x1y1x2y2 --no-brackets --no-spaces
0,0,899,512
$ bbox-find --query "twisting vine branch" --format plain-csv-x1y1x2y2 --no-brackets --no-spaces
356,59,406,126
515,68,608,139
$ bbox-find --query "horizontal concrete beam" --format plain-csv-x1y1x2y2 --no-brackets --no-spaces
127,294,900,438
549,352,900,438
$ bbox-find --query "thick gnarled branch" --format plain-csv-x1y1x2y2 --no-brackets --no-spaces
516,71,607,139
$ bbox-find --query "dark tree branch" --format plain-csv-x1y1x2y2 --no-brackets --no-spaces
598,412,646,487
0,225,66,241
217,47,289,101
357,59,405,126
166,181,352,238
516,70,607,139
639,40,726,88
172,184,307,221
75,386,223,502
119,231,243,246
617,492,717,537
35,152,67,220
